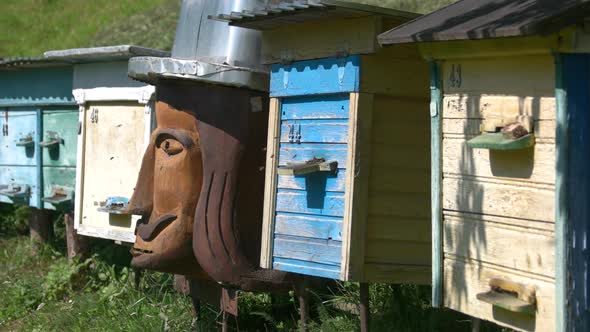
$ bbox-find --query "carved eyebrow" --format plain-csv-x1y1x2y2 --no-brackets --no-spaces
154,128,194,148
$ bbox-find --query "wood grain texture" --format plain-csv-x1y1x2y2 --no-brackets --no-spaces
273,257,340,279
277,171,346,192
0,109,38,166
281,94,350,120
261,16,378,64
79,103,145,238
260,98,281,269
444,257,555,332
442,95,556,121
41,109,79,167
361,91,431,283
441,56,555,95
442,177,555,223
270,56,360,97
274,213,342,241
278,143,348,166
444,215,555,277
273,234,342,266
0,165,37,206
275,189,345,218
279,119,349,144
341,93,372,281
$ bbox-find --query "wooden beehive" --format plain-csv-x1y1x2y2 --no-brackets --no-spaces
0,60,77,210
49,46,169,243
216,1,431,283
379,0,590,331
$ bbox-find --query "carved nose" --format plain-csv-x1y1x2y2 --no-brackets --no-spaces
136,214,177,241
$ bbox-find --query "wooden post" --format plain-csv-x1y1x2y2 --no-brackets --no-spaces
296,278,309,331
29,208,52,247
359,282,370,332
221,311,229,332
471,318,481,332
64,212,88,261
134,268,143,289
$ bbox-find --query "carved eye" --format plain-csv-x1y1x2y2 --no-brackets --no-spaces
160,138,183,156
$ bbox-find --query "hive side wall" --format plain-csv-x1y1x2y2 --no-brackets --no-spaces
440,55,556,332
360,46,432,284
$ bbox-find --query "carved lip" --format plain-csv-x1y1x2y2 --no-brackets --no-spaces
136,214,177,241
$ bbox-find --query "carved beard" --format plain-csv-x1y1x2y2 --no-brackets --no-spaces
127,80,296,290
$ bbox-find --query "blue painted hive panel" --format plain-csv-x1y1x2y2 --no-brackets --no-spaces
271,94,350,279
0,108,39,206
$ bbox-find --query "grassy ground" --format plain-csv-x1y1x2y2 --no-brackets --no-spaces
0,204,509,331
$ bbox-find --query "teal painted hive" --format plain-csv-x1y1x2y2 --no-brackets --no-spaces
0,60,77,210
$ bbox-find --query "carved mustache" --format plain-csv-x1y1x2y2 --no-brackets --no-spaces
136,214,177,241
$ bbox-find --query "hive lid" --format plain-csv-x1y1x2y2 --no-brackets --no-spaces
44,45,169,63
210,0,418,30
128,0,270,91
378,0,590,45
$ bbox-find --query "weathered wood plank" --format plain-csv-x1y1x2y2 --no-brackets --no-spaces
0,109,38,166
273,235,342,266
281,94,350,120
270,56,360,97
261,98,282,269
262,16,378,64
277,170,346,192
279,119,348,144
80,103,145,234
442,139,556,185
442,118,555,139
441,56,555,95
444,257,555,332
42,109,79,167
42,166,75,210
341,93,372,281
368,192,431,219
275,189,345,217
443,216,555,277
0,165,37,206
279,143,348,167
365,239,430,266
366,216,431,243
370,144,430,170
272,257,340,279
368,167,430,194
363,263,430,284
274,213,342,241
442,177,555,223
442,95,556,121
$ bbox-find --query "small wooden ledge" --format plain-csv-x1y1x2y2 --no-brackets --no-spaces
467,132,535,150
278,159,338,176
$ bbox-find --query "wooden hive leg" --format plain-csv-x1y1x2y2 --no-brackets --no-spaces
29,208,52,248
133,268,143,289
471,318,481,332
296,277,309,331
64,211,88,262
359,282,370,332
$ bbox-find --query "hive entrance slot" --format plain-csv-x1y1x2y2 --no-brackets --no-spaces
278,158,338,176
476,278,536,315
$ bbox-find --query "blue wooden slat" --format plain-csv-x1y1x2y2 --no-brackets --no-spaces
270,56,360,97
277,170,347,192
280,119,349,144
281,94,350,120
42,109,79,167
275,189,345,217
0,109,38,166
278,143,348,166
561,54,590,332
274,212,343,241
0,165,38,207
273,257,341,279
42,166,76,210
273,234,342,266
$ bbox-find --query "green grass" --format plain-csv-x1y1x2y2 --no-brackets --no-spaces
0,0,179,57
0,0,458,58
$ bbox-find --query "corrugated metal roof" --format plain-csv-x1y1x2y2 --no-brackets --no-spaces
209,0,419,30
44,45,170,63
378,0,590,45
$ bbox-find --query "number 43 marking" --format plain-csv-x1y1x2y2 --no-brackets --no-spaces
449,64,462,88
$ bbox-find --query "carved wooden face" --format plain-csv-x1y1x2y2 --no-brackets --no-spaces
127,101,206,278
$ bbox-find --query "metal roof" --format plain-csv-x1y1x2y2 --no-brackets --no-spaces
44,45,170,63
0,56,67,69
209,0,419,30
378,0,590,45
